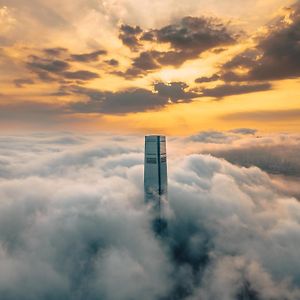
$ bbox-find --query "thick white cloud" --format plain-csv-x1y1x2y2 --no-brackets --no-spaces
181,131,300,199
0,133,299,299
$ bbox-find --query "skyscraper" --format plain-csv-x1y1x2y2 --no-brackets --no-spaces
144,135,168,210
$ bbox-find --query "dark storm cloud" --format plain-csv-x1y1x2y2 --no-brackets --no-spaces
118,16,236,77
0,134,300,299
70,50,107,62
13,78,35,88
199,82,271,98
63,70,100,80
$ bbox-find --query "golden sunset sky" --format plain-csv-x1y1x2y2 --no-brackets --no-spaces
0,0,299,134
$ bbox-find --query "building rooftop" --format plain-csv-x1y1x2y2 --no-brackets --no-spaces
145,135,166,141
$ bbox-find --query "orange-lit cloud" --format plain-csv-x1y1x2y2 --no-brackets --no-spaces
0,0,299,133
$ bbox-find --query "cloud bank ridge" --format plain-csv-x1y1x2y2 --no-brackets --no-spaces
0,134,299,299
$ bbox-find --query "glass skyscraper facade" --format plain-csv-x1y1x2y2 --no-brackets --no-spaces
144,135,168,209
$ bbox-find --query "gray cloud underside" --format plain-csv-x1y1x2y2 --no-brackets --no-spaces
221,109,300,121
199,83,272,98
0,83,197,119
13,78,35,88
62,80,272,114
117,16,236,78
0,80,198,119
22,49,104,85
204,2,300,83
67,82,198,114
1,2,299,119
195,74,220,83
0,101,68,126
0,79,277,119
69,88,168,114
13,7,298,105
120,16,235,53
70,50,107,62
63,70,99,80
0,133,300,300
43,47,68,56
119,24,143,51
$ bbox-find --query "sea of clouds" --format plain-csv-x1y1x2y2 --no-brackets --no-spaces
0,132,299,300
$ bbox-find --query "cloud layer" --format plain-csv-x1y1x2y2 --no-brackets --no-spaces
0,0,299,130
202,1,300,87
0,133,299,299
117,16,236,78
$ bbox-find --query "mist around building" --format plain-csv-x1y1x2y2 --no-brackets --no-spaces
0,132,299,300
